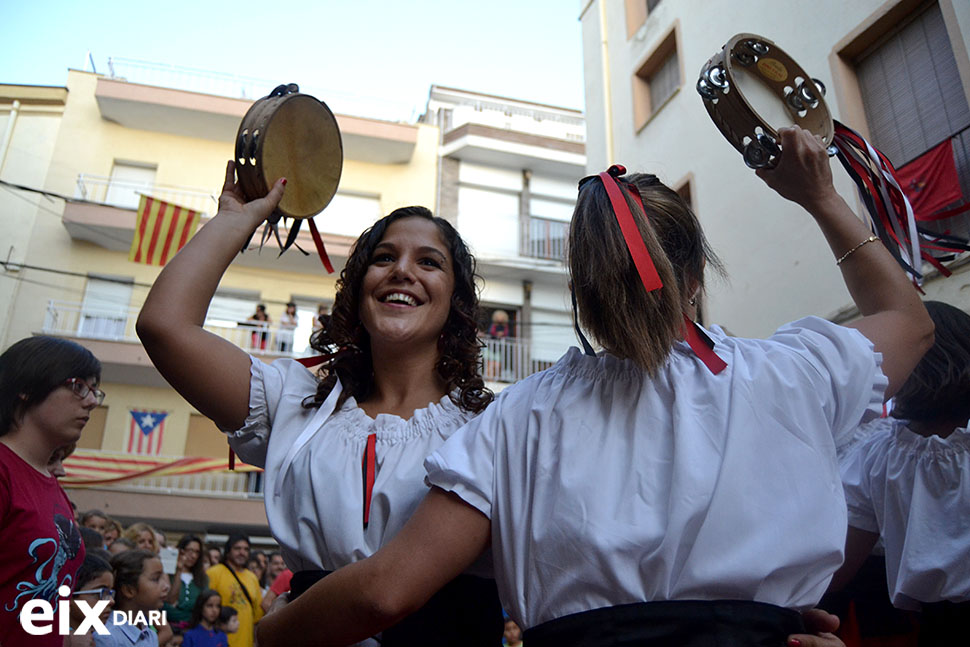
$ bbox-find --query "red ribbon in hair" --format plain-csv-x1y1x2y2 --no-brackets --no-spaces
598,165,664,293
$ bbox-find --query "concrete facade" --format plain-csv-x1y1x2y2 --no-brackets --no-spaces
580,0,970,336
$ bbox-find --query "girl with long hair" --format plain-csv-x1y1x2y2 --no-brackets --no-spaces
137,162,502,645
254,127,933,646
164,534,209,628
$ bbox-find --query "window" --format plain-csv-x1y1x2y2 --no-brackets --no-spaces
79,276,133,339
625,0,662,38
104,161,156,209
855,2,970,245
632,26,681,130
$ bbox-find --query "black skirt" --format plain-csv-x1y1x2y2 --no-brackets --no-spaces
523,599,805,647
290,569,503,647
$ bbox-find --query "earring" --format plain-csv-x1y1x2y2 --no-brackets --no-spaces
688,296,697,306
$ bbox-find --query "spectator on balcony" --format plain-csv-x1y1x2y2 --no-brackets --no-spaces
253,128,933,646
0,335,100,647
485,310,511,381
247,305,270,351
137,165,502,646
277,303,298,353
123,522,160,555
312,303,329,334
164,534,209,629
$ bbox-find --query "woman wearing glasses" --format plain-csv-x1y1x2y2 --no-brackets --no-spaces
0,335,103,647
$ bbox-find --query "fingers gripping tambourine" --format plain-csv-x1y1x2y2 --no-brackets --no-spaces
235,83,343,272
698,33,970,282
697,33,832,170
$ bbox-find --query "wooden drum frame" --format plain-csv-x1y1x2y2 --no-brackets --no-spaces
235,84,343,219
697,33,833,169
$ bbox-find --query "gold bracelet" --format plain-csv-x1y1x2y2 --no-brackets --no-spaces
836,235,880,265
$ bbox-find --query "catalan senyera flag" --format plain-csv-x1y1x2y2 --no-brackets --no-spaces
128,195,201,265
61,449,261,487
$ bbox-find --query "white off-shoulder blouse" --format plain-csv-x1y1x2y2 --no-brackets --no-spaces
841,417,970,609
224,356,485,575
426,317,887,629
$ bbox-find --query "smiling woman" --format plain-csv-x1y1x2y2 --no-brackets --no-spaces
136,164,502,646
0,335,101,647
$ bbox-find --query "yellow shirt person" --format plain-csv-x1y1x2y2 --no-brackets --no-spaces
207,534,263,647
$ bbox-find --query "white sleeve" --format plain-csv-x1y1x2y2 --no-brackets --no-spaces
222,356,315,468
766,316,888,448
424,394,503,519
839,431,880,533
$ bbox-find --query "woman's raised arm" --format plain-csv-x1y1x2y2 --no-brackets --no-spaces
756,127,934,397
136,162,285,430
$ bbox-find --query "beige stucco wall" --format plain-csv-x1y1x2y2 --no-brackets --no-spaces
1,68,439,458
581,0,970,337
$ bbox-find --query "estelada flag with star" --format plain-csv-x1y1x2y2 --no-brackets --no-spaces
128,410,168,455
896,138,963,221
129,195,201,265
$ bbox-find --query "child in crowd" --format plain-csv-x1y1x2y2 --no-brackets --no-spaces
94,549,169,647
64,554,115,647
182,589,228,647
217,607,239,637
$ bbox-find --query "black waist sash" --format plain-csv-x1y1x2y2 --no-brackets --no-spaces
290,569,503,647
523,600,805,647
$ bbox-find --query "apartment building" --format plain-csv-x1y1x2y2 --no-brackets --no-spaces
580,0,970,336
1,67,439,539
422,85,585,384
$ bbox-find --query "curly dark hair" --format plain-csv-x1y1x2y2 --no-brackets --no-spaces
305,206,492,413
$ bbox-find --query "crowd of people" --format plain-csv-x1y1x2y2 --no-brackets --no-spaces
65,509,289,647
2,125,967,647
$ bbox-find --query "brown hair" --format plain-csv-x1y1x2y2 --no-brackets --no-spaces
569,172,723,373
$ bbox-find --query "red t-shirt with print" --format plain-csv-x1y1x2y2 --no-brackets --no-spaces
0,442,85,647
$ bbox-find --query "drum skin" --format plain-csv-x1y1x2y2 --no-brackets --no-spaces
235,89,342,218
698,33,833,168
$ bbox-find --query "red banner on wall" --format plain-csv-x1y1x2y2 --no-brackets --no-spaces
896,139,963,220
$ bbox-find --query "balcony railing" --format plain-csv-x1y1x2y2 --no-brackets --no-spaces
75,174,218,217
525,215,569,261
43,301,555,384
481,336,554,383
64,450,263,498
43,300,311,358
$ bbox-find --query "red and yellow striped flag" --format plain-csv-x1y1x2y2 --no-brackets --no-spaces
128,195,201,265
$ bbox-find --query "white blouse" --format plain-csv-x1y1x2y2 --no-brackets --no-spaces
225,357,483,574
840,417,970,609
425,317,886,629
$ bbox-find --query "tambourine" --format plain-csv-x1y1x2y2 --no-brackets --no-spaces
235,83,343,218
697,34,832,169
696,33,970,283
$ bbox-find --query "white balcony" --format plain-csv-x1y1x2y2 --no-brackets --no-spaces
42,300,315,359
481,336,555,385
